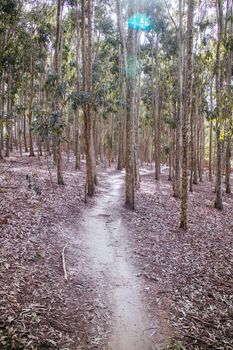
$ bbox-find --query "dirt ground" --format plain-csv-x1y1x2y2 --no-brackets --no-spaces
0,154,110,350
0,155,232,350
123,168,233,350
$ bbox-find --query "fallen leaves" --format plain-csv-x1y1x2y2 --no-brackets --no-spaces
123,169,233,350
0,154,109,350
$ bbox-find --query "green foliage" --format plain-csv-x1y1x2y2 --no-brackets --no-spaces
70,91,92,109
32,110,65,141
0,0,18,17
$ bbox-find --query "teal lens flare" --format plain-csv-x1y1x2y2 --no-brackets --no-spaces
128,13,152,31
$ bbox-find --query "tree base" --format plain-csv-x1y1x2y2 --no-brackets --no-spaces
214,201,223,210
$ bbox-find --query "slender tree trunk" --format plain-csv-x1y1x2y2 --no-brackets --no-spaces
225,138,231,193
5,71,12,158
134,35,141,189
174,0,183,197
54,0,64,185
189,97,194,192
199,112,205,182
28,55,35,157
209,78,214,181
168,124,173,181
152,34,161,181
125,0,136,209
18,107,22,157
193,95,199,184
116,0,127,171
82,0,96,195
75,1,81,170
225,8,232,194
23,113,28,153
180,0,194,229
214,0,223,210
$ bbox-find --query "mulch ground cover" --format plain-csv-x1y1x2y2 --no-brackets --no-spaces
0,155,109,350
123,169,233,350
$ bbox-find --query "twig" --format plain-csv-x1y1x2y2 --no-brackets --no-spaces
0,163,13,176
61,243,68,281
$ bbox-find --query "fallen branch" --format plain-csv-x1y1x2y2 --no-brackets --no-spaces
61,243,68,281
0,163,13,176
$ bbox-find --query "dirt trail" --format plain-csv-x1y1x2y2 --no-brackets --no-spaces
80,170,160,350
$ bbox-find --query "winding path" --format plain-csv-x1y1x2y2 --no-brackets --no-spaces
81,170,157,350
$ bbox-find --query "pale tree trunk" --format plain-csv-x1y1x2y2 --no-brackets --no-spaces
154,35,161,181
168,124,173,181
74,1,81,170
180,0,194,229
18,95,23,156
193,94,199,184
134,34,141,189
189,97,194,192
54,0,64,185
82,0,96,195
225,137,231,194
5,70,12,157
199,112,205,182
15,115,18,151
99,112,104,162
209,78,214,181
125,0,137,209
151,34,160,181
225,4,232,194
174,0,184,197
214,0,223,210
28,55,35,157
116,0,127,170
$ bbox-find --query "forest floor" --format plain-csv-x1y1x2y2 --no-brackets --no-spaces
0,154,232,350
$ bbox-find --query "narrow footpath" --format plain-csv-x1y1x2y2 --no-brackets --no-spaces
79,170,162,350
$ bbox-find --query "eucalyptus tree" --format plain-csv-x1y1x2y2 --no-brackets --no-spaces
180,0,195,229
224,0,232,194
53,0,65,184
0,0,22,157
116,0,127,170
125,0,138,209
81,0,96,195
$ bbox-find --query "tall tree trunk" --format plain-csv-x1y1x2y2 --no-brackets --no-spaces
189,97,194,192
134,34,141,189
116,0,127,171
23,112,28,153
75,1,81,170
225,138,231,193
154,35,161,181
214,0,224,210
125,0,137,209
18,96,23,156
209,78,214,181
199,112,205,182
28,55,35,157
54,0,64,185
5,71,12,157
168,124,173,181
82,0,96,195
174,0,184,197
180,0,194,229
225,5,232,194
